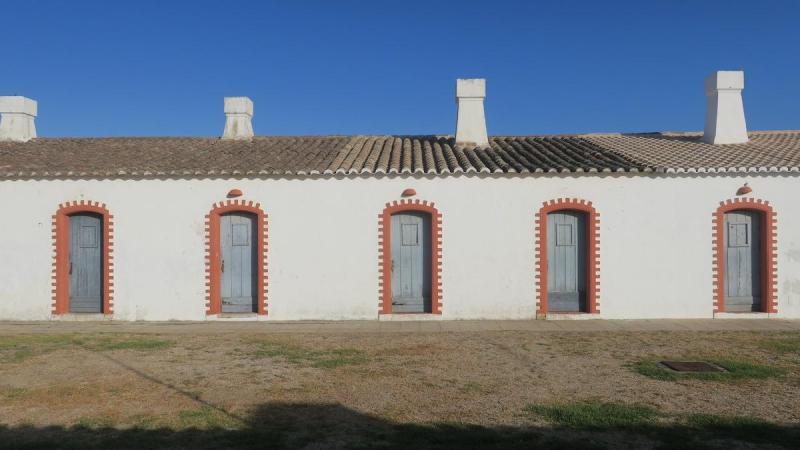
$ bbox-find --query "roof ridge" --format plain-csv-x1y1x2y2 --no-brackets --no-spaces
17,129,800,141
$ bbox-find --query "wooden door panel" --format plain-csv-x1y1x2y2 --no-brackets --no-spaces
220,213,257,313
69,213,103,313
725,211,762,312
391,212,431,313
547,211,587,312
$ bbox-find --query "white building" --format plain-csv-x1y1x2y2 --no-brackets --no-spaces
1,72,799,321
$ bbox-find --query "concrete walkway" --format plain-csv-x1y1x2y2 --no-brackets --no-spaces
0,319,799,335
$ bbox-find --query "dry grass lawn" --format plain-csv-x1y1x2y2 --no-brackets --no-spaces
1,327,799,449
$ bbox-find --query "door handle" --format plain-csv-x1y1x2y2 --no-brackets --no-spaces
221,260,225,273
69,261,73,275
391,260,395,272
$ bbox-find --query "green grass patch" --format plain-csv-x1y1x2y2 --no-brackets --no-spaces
0,334,78,363
73,416,115,429
82,338,172,351
525,400,659,428
128,413,161,430
0,334,172,363
9,348,33,363
0,334,78,349
178,406,241,429
759,336,800,353
254,342,366,369
632,359,786,382
0,386,29,400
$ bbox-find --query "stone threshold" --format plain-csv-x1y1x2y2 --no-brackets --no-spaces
713,312,777,319
537,313,601,320
379,314,443,321
207,313,269,321
50,314,113,321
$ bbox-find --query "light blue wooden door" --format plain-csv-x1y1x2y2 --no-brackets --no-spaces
725,210,762,312
547,211,587,312
69,213,103,313
391,212,431,313
220,212,257,313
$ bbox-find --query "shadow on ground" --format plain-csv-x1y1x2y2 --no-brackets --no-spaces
1,402,799,449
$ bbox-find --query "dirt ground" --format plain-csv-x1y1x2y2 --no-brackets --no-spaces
1,322,799,449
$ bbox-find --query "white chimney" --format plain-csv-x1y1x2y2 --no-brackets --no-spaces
222,97,254,140
0,96,37,142
703,71,748,144
455,79,489,147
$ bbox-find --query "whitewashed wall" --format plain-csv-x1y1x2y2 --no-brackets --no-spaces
0,174,799,321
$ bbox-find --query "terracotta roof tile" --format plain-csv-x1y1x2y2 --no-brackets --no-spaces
584,131,800,173
1,131,799,179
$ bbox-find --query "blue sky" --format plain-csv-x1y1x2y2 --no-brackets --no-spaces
3,0,798,137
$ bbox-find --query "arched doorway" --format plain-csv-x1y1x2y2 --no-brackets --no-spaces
536,198,600,315
713,199,776,314
378,199,442,315
52,201,114,316
206,200,268,316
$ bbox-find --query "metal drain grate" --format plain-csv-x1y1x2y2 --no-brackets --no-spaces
659,361,725,373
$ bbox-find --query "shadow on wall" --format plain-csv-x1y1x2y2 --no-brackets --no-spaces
1,402,800,450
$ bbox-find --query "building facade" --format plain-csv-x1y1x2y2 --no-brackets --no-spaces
1,73,798,321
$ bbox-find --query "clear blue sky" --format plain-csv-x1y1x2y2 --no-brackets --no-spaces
3,0,798,137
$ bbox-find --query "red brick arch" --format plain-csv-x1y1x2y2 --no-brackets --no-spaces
535,198,600,315
205,200,268,315
378,199,442,315
52,201,114,315
712,198,777,313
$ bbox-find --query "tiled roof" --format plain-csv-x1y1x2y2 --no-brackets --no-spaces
0,131,799,179
327,136,643,175
0,136,351,179
584,131,800,173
